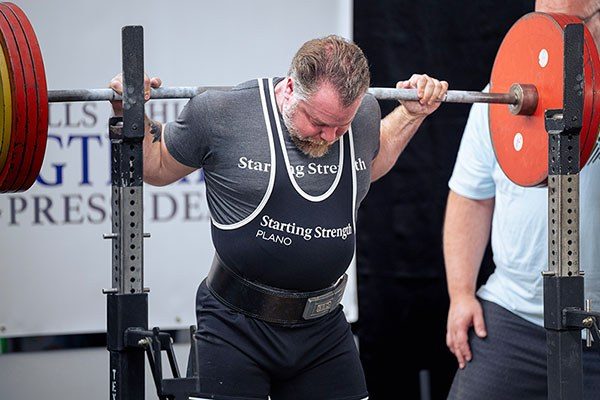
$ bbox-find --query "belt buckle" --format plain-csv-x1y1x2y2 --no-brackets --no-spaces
302,274,348,320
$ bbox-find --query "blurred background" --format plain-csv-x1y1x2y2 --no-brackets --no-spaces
0,0,533,398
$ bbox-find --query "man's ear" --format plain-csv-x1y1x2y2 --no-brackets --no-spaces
284,77,294,100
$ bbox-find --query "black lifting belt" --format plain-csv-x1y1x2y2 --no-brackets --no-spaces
206,254,348,324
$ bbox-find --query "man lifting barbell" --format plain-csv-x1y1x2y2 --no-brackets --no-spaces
0,1,598,398
109,35,447,400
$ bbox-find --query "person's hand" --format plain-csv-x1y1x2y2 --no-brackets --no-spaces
108,73,162,116
396,74,447,117
446,294,487,369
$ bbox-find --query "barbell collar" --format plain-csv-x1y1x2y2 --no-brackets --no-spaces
48,86,520,105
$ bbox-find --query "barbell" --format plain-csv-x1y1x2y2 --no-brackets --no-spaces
0,3,598,192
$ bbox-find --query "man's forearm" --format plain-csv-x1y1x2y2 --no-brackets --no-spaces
444,190,495,300
371,105,426,181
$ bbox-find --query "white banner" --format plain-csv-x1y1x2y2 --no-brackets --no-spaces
0,0,355,337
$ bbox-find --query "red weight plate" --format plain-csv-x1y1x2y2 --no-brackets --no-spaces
0,4,37,192
4,2,48,191
489,12,600,187
0,4,27,193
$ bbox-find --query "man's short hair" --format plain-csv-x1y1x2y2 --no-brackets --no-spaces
288,35,371,107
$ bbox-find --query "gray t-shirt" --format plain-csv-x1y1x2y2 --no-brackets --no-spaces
164,78,381,225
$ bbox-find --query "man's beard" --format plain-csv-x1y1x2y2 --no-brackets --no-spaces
282,100,335,158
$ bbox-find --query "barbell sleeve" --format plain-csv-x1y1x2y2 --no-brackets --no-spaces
48,86,520,105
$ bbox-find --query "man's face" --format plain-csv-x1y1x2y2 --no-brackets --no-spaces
536,0,600,51
282,80,362,158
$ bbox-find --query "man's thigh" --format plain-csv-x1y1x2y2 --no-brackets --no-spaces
193,281,270,400
447,300,547,400
270,320,368,400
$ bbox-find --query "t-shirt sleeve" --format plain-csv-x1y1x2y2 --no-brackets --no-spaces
360,93,381,160
448,88,496,200
163,94,212,168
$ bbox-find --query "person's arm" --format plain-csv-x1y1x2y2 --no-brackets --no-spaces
140,119,196,186
371,74,448,182
443,189,494,368
109,74,197,186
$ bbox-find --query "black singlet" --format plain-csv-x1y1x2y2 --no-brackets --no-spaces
211,78,358,291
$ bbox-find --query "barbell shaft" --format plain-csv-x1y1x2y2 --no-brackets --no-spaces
368,88,518,104
47,86,519,105
47,86,233,102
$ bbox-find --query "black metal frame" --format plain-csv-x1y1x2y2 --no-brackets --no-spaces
543,23,600,400
103,26,202,400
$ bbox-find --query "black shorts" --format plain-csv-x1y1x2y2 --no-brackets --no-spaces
191,280,368,400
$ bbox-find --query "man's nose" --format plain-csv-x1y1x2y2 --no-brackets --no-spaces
320,127,338,143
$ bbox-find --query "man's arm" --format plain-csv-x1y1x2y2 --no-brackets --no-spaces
371,105,426,181
370,74,448,182
141,118,196,186
109,74,197,186
443,189,494,368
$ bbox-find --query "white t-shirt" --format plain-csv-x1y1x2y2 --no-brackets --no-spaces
449,93,600,327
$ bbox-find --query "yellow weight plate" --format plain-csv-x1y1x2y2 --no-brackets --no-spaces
0,43,11,179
